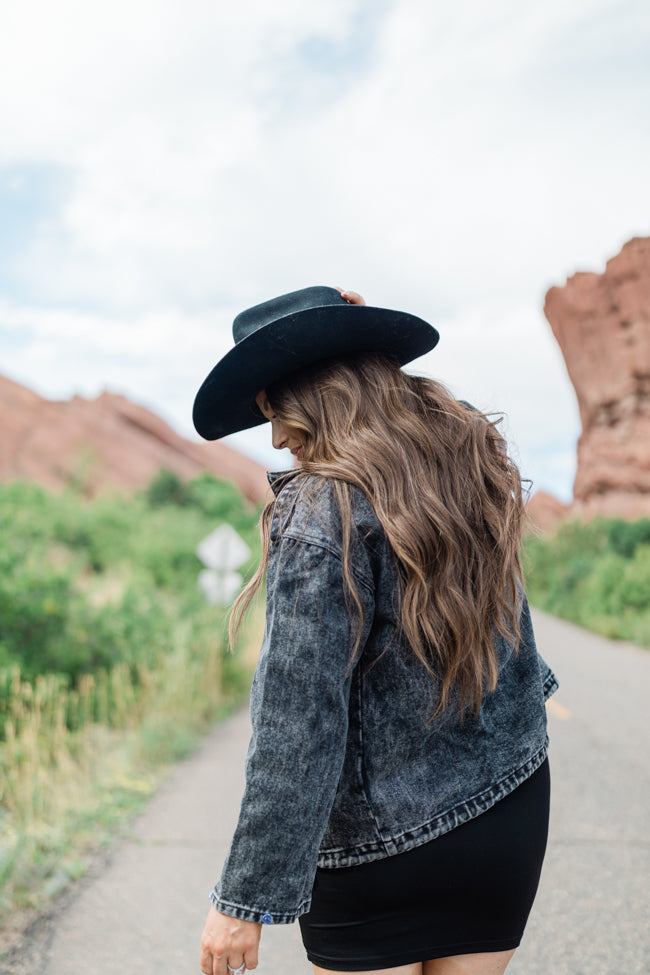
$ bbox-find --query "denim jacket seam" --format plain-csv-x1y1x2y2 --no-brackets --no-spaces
354,671,389,854
280,528,375,596
270,472,377,592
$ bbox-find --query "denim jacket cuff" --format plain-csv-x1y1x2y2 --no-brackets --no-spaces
209,887,309,925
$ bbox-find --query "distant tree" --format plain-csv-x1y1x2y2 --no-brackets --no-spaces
144,469,191,507
607,518,650,558
188,473,248,521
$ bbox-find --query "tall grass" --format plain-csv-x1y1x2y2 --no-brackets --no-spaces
0,608,259,919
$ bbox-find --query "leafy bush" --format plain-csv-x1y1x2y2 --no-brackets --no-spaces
606,518,650,558
143,469,192,508
0,473,261,685
0,540,72,673
525,517,650,646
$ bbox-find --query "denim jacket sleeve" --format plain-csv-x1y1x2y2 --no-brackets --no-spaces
210,488,375,924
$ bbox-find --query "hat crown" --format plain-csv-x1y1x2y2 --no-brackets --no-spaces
233,286,346,343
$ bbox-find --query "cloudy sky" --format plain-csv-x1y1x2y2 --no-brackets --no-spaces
1,0,649,500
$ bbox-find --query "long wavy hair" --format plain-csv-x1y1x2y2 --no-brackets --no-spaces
231,353,528,717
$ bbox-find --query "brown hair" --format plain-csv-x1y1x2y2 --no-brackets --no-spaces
231,354,528,717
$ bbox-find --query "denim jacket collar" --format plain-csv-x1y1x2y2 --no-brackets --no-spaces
267,468,302,496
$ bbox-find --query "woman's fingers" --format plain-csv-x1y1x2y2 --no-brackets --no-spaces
335,286,366,306
243,946,259,970
198,939,218,974
200,907,261,974
199,926,225,974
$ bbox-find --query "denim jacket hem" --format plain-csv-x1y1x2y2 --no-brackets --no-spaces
316,737,550,869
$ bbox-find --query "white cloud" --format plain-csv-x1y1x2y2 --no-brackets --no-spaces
1,0,648,501
0,297,235,437
5,0,649,314
0,1,366,157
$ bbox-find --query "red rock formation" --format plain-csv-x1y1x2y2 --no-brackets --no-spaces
0,374,270,504
544,237,650,519
525,491,570,535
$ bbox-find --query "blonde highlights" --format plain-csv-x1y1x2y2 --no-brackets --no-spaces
232,355,528,717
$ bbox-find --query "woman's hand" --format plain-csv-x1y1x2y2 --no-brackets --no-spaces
336,287,366,305
200,906,261,974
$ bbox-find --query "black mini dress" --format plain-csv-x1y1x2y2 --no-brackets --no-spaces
299,758,550,972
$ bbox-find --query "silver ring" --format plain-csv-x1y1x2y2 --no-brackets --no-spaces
227,964,246,975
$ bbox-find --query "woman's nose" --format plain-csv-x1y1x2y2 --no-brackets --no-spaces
271,420,288,450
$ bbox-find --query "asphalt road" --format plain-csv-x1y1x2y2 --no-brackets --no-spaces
6,608,649,974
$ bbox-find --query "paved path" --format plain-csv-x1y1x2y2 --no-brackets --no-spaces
16,610,650,974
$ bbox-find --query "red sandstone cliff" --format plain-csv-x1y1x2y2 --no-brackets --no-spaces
0,374,270,504
544,236,650,520
525,491,570,534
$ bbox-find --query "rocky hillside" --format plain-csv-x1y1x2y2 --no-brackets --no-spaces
542,235,650,523
0,374,270,504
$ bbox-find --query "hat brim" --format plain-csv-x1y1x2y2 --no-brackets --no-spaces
193,304,439,440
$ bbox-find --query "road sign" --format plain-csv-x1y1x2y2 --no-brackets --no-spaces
196,523,251,571
197,568,244,606
196,524,252,606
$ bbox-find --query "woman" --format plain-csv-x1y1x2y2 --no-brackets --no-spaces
194,286,558,975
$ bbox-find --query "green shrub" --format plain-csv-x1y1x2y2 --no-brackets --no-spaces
143,469,192,508
0,472,261,686
606,518,650,558
525,517,650,646
0,540,73,672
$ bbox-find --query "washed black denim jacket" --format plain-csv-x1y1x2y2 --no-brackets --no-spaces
210,470,558,925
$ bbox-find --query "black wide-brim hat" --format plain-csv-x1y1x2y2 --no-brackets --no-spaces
193,286,439,440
